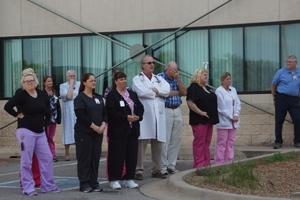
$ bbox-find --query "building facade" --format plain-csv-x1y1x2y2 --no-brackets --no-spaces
0,0,299,157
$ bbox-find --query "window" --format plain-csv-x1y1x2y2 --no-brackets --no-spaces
83,36,112,95
52,37,81,93
210,28,243,91
245,25,279,91
176,30,209,87
112,33,142,88
3,39,22,97
23,38,51,90
281,24,300,66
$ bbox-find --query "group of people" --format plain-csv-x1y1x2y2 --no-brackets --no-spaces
4,53,244,195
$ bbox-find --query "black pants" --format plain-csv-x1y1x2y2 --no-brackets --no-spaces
275,93,300,144
108,131,138,181
75,131,103,191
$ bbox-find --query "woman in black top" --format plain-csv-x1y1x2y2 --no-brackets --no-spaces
106,72,144,190
74,73,107,193
186,68,219,168
4,74,60,196
43,75,61,162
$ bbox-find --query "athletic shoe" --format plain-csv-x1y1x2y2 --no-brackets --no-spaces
123,180,138,188
110,181,121,190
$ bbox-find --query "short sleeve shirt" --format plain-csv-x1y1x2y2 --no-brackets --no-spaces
186,83,219,125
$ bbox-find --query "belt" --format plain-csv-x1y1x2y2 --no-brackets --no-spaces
165,105,180,109
277,92,298,98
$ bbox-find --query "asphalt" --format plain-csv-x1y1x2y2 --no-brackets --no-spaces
0,145,298,200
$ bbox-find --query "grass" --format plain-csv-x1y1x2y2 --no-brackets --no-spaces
194,152,298,190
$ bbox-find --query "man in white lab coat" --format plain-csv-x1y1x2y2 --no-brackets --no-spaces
132,55,170,180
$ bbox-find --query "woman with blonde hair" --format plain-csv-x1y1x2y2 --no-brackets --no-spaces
186,68,219,168
214,72,241,164
17,68,40,188
5,73,60,196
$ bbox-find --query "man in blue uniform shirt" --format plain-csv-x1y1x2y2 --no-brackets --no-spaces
271,55,300,149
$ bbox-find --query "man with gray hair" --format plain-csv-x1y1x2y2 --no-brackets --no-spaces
132,55,170,180
158,61,187,175
271,55,300,149
60,70,80,160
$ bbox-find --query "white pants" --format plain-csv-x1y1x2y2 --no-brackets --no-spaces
161,107,183,171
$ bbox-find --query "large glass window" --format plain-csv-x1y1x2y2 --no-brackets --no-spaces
82,36,112,95
2,22,300,99
3,39,22,97
112,33,142,88
210,28,243,91
52,37,81,93
281,24,300,66
23,38,51,90
245,25,279,91
176,30,208,87
144,32,175,74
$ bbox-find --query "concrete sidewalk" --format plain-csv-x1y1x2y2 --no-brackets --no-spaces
0,145,297,200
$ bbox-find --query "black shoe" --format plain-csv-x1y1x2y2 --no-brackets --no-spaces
273,143,282,149
294,143,300,148
134,173,143,180
93,186,103,192
53,157,58,162
82,187,93,193
151,171,167,179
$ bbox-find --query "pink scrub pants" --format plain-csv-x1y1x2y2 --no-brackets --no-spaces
191,123,213,168
214,128,236,164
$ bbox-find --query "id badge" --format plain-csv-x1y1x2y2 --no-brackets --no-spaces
120,100,125,107
95,98,100,104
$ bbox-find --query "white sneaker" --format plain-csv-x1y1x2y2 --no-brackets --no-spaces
123,180,138,188
110,181,121,190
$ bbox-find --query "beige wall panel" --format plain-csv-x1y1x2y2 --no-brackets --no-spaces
19,0,82,36
142,0,209,30
279,0,300,21
0,0,22,36
81,0,144,32
193,0,280,27
1,0,300,37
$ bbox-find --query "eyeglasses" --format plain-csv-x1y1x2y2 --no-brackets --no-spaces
143,61,155,65
24,80,35,84
286,61,296,63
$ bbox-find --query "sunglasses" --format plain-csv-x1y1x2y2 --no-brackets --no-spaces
143,61,155,65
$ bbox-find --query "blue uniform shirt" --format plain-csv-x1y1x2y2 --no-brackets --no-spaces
272,67,300,96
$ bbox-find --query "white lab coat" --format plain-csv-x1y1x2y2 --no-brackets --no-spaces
215,86,241,129
132,72,170,142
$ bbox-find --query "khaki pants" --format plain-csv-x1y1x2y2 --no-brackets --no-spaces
136,139,163,174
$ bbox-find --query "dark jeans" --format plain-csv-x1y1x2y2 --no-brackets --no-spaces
275,93,300,144
75,131,103,191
